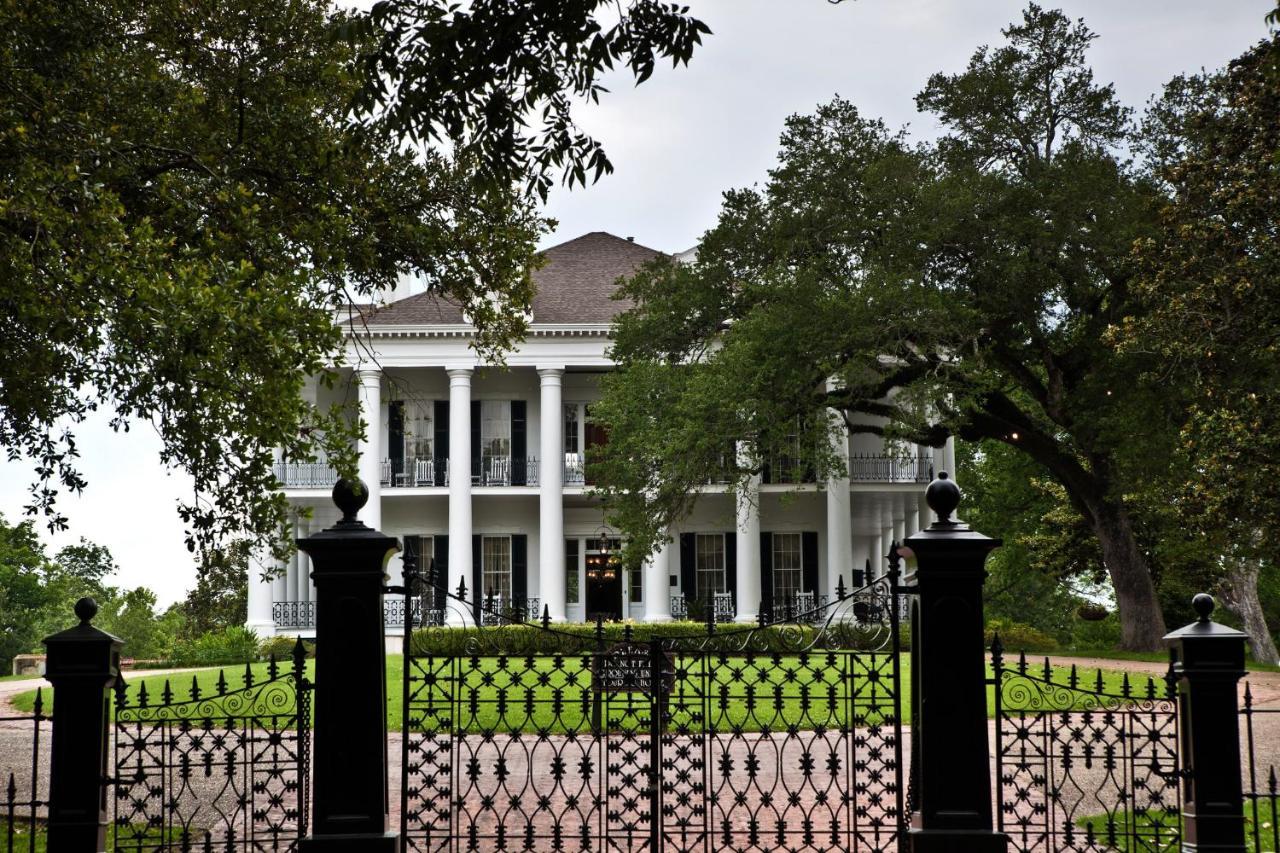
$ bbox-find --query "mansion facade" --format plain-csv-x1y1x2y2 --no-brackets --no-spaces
246,232,954,636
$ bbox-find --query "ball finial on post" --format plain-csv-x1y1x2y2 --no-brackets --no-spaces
74,597,99,626
1192,592,1215,623
332,477,369,523
925,471,962,524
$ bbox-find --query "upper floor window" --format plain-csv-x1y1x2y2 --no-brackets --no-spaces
481,400,511,465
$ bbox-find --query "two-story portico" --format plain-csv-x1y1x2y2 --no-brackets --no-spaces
246,232,954,637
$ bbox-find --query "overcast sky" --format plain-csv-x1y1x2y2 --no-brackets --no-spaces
1,0,1271,608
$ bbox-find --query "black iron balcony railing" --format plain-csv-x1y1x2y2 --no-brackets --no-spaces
765,592,830,624
271,600,316,629
385,457,450,487
471,456,539,487
383,598,445,628
669,592,736,623
274,461,339,489
477,595,542,625
849,453,934,484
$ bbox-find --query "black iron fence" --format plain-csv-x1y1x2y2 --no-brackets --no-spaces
991,646,1182,852
21,478,1279,853
1242,682,1279,852
112,645,312,851
1,689,45,853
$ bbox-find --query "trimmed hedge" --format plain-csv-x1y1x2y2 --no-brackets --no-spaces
409,621,909,656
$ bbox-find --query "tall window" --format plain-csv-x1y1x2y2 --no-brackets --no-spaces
772,533,802,601
481,400,511,474
628,564,643,604
565,539,580,604
482,536,512,599
696,534,726,598
563,404,579,455
405,402,432,461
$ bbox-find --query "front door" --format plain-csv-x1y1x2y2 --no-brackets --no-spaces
585,541,623,621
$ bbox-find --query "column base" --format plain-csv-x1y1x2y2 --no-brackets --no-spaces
643,613,673,623
300,832,399,852
735,613,759,624
247,619,276,637
906,828,1008,853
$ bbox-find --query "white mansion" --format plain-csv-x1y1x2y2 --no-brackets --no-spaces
246,232,954,637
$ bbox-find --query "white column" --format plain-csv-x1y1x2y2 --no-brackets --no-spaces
247,552,276,636
734,444,762,623
447,367,473,625
643,536,673,623
892,498,907,550
905,501,921,539
270,549,288,612
825,409,852,602
294,515,310,604
918,491,933,531
356,368,383,532
944,435,958,482
851,534,872,589
538,367,567,622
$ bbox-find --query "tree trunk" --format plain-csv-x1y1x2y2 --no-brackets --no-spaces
1218,559,1280,665
1089,498,1168,651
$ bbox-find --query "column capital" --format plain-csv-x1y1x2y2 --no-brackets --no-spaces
537,366,566,381
446,366,473,381
355,366,382,383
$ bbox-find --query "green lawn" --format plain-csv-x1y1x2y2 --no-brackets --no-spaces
1075,800,1277,852
0,822,182,852
1058,648,1280,673
13,652,1153,734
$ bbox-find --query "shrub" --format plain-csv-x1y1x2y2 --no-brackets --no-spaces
258,635,315,662
409,620,906,657
1068,610,1123,650
984,618,1058,653
166,626,260,666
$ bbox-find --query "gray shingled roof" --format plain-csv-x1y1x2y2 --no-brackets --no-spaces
356,232,664,326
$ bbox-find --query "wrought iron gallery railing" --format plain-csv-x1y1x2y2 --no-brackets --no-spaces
272,601,316,630
383,598,445,628
849,453,934,484
471,455,539,487
991,644,1182,853
1242,681,1280,852
112,644,312,851
669,591,736,622
1,689,46,853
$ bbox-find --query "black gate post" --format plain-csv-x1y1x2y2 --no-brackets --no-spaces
903,473,1007,853
43,597,122,853
298,479,400,852
1165,593,1248,852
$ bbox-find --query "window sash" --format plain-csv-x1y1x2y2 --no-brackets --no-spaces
405,402,432,460
481,400,511,464
563,404,580,455
695,534,726,597
482,536,512,599
565,539,580,604
772,532,803,600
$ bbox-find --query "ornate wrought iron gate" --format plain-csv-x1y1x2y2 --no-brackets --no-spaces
400,572,910,852
112,644,312,851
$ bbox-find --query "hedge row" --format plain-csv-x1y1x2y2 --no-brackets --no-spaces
408,621,910,656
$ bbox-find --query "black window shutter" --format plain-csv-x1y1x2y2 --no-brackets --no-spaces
511,400,527,485
511,534,528,601
724,533,738,603
433,400,449,486
432,535,449,607
802,531,819,595
565,538,580,604
470,401,482,483
388,401,405,476
760,532,774,618
471,535,482,622
679,534,696,599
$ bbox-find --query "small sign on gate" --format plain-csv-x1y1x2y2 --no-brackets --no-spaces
591,642,674,694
